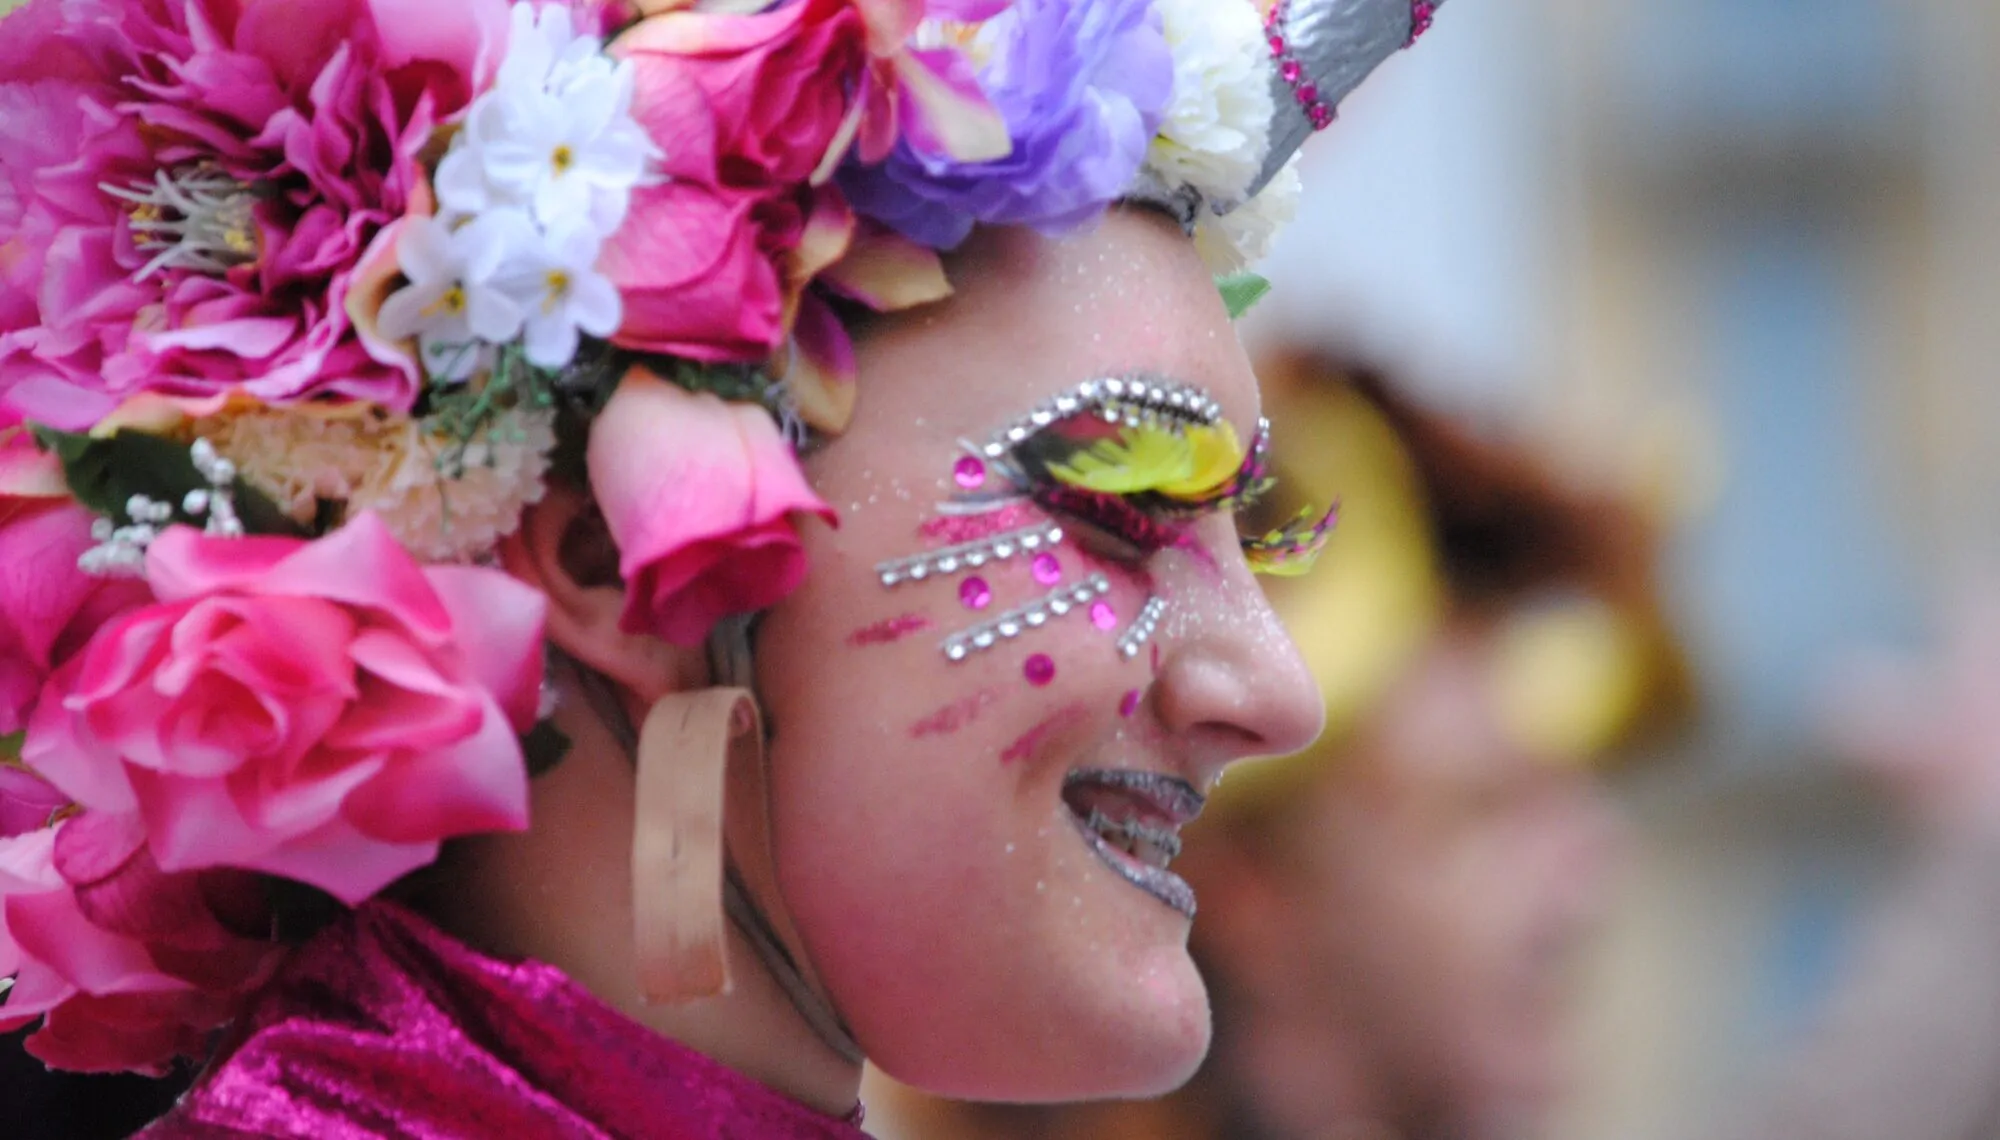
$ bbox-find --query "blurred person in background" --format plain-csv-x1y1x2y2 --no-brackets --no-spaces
874,348,1695,1140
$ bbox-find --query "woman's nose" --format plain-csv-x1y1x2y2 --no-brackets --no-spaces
1152,554,1326,774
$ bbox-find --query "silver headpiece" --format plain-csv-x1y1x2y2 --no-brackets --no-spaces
1233,0,1442,208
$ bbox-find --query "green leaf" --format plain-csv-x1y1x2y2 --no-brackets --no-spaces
1217,272,1272,321
0,732,23,765
29,426,301,537
521,720,572,778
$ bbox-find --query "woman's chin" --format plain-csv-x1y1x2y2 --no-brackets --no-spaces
871,946,1212,1104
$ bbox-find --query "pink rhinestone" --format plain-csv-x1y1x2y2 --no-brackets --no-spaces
1031,553,1062,586
1119,689,1142,718
1024,654,1056,687
953,456,987,490
1268,33,1285,54
959,577,992,610
1281,60,1302,83
1090,601,1118,631
1310,104,1336,129
1296,83,1319,106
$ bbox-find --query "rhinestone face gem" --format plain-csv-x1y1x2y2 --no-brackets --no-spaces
1115,596,1168,661
1031,553,1062,586
939,574,1110,662
960,577,993,610
954,456,988,490
1090,601,1118,631
876,520,1063,589
1119,689,1143,718
1024,654,1056,687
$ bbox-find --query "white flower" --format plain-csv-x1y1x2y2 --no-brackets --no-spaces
1195,155,1301,273
497,222,623,369
437,2,653,233
377,212,535,382
196,406,559,564
1144,0,1275,208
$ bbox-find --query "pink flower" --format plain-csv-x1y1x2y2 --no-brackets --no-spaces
22,513,544,903
0,500,153,735
0,0,509,424
0,813,270,1074
588,369,836,647
603,0,872,360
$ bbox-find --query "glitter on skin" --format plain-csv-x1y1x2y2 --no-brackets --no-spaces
1031,552,1063,586
918,501,1046,545
1000,702,1091,764
847,613,934,647
910,689,1002,739
1024,653,1056,687
959,576,994,610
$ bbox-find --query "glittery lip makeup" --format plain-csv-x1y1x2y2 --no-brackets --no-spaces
1061,768,1205,918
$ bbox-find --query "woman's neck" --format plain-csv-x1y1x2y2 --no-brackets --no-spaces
421,692,863,1118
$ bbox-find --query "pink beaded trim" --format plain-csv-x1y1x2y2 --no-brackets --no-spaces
1264,3,1336,132
1263,1,1439,133
1409,1,1437,45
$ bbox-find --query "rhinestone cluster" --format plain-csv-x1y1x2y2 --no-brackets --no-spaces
943,574,1113,662
1116,596,1168,660
1409,1,1438,45
975,377,1223,462
876,520,1064,588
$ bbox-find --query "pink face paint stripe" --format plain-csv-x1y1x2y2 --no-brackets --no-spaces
910,689,1001,739
847,613,933,647
1000,703,1091,765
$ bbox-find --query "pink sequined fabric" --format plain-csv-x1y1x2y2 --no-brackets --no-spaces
137,901,870,1139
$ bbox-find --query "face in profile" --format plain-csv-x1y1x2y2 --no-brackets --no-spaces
750,208,1324,1102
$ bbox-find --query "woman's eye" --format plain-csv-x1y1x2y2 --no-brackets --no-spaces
1058,514,1154,566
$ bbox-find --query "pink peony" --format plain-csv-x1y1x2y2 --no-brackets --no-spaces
0,0,509,425
0,500,153,735
588,369,836,647
603,0,871,360
22,512,544,904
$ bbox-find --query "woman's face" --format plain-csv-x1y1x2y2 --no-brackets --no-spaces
754,209,1324,1101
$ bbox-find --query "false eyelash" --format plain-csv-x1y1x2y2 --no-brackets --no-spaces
1243,501,1341,577
1149,416,1276,517
1031,483,1192,558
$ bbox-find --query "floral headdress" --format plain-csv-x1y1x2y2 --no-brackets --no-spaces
0,0,1441,1074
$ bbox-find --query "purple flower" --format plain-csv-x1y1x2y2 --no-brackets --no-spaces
840,0,1174,250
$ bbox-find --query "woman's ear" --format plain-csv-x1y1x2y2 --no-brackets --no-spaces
500,483,706,704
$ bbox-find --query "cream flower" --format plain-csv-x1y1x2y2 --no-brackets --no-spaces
1195,154,1302,273
1144,0,1274,208
195,405,556,563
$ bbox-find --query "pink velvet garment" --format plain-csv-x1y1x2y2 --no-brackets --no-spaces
137,901,870,1139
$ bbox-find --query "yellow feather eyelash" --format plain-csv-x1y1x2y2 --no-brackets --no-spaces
1045,422,1246,500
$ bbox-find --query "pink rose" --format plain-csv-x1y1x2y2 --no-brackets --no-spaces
588,369,837,647
603,0,869,360
0,812,272,1073
22,513,545,903
0,500,153,735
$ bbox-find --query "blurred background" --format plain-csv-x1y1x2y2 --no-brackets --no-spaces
1245,3,2000,1135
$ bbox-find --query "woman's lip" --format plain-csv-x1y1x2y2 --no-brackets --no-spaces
1062,768,1205,825
1068,811,1197,919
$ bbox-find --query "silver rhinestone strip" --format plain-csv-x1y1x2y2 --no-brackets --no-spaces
976,377,1223,461
942,574,1112,662
876,521,1064,588
1116,596,1168,660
